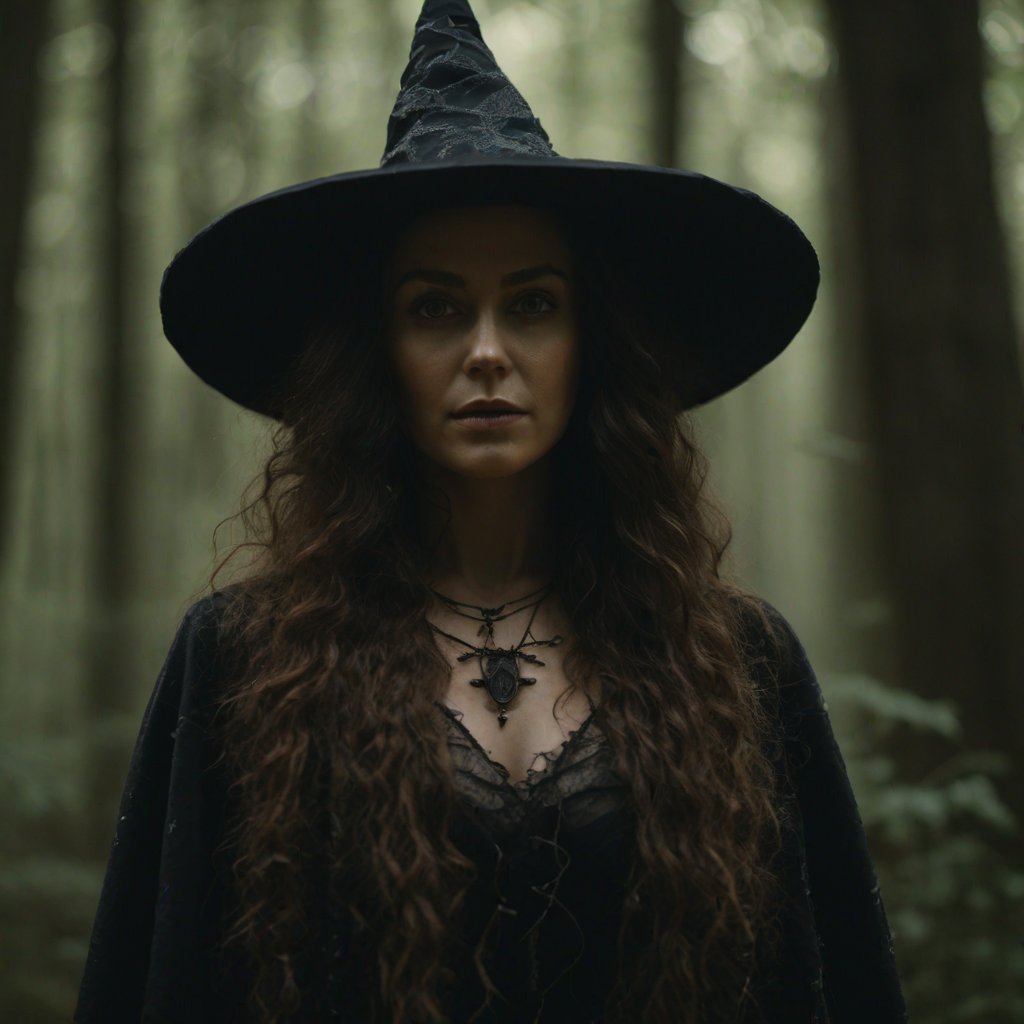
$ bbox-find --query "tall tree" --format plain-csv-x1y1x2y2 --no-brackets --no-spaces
647,0,686,167
83,0,141,859
823,0,1024,830
172,0,243,538
297,0,325,178
0,1,52,568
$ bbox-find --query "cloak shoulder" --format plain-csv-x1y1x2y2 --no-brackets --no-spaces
75,591,241,1023
752,597,908,1023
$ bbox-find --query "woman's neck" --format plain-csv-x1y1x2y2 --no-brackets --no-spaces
418,459,556,606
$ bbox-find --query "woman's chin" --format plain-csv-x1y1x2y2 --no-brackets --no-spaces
431,449,547,482
453,459,535,481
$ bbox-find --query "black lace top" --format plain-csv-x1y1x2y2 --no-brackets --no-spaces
438,702,632,1022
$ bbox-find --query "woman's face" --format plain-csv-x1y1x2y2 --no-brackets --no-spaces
385,205,579,481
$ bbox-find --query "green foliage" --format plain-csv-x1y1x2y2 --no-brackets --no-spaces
0,724,121,1023
1,731,81,831
0,856,99,1023
823,672,1024,1024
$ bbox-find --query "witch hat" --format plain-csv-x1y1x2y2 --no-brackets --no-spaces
159,0,819,421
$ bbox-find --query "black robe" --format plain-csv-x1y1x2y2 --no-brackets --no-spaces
74,592,908,1022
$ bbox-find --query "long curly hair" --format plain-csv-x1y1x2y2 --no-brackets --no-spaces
202,205,792,1023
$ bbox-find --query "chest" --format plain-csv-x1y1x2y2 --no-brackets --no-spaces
432,607,600,787
443,676,596,787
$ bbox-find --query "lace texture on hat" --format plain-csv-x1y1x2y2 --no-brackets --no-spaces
381,8,556,166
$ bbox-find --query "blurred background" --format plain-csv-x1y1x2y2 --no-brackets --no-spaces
2,0,1022,1019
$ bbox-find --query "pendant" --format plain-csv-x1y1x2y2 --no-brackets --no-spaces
468,648,538,727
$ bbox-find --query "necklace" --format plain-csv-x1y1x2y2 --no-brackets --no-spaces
429,581,552,639
428,582,563,728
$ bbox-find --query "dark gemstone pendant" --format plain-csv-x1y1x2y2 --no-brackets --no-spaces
468,648,539,728
484,650,520,706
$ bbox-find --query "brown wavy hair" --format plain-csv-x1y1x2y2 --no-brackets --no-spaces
202,205,792,1023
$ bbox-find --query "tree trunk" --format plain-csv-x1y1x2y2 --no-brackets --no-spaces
83,0,141,860
824,0,1024,827
646,0,685,168
174,0,237,520
297,0,325,178
0,0,52,569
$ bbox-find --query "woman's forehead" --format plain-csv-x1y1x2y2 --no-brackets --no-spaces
388,204,572,271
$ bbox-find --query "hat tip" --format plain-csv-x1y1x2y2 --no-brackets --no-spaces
415,0,480,34
382,0,554,168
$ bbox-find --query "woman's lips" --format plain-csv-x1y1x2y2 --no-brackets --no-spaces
452,411,527,428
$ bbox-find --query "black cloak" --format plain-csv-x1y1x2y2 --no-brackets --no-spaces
74,592,908,1022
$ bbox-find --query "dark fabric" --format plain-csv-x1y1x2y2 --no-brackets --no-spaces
438,703,632,1022
381,0,555,165
73,593,249,1023
75,593,907,1023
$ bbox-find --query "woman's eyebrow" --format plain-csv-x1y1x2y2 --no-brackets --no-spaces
503,264,569,286
395,264,569,289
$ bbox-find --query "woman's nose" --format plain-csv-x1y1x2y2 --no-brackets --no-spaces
462,311,510,375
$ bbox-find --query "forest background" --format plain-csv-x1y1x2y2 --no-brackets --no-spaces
2,0,1022,1020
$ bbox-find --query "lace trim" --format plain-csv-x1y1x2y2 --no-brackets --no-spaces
439,701,597,791
438,702,628,834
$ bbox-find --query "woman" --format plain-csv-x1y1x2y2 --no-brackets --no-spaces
76,2,906,1022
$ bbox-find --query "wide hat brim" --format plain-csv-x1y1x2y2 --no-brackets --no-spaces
159,154,819,421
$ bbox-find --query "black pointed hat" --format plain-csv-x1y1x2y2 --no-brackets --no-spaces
160,0,819,421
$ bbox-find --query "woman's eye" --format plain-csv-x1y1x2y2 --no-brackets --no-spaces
513,292,556,315
412,295,456,320
409,291,556,320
